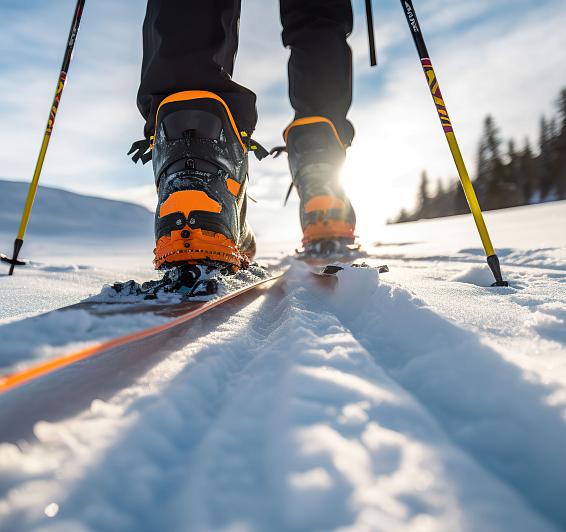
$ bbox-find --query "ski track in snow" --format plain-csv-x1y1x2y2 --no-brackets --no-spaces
326,265,566,529
1,261,565,531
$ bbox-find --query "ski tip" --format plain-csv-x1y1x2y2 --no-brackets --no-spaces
319,262,389,276
321,265,344,275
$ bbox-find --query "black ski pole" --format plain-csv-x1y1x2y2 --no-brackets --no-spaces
399,0,508,287
1,0,86,276
365,0,378,67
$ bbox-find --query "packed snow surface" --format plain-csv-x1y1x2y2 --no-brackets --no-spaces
1,190,566,531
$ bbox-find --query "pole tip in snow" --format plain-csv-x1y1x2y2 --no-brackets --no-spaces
1,239,26,276
487,254,508,287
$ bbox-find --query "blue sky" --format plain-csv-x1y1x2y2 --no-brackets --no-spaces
1,0,566,243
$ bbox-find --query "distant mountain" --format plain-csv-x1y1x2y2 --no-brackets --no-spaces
0,179,153,240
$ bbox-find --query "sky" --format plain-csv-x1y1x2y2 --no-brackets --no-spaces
1,0,566,244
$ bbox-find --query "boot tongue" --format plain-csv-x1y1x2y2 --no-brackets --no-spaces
292,132,328,153
163,110,223,141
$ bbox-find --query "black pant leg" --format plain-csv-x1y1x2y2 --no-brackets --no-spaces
137,0,258,138
280,0,354,145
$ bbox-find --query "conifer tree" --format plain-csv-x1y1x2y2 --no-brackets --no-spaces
539,115,554,199
392,86,566,224
396,208,410,223
519,139,537,204
555,89,566,198
452,181,469,215
430,179,446,218
417,171,431,218
477,115,506,209
506,139,524,206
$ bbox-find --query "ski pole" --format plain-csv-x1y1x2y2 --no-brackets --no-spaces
1,0,86,276
365,0,378,67
400,0,508,287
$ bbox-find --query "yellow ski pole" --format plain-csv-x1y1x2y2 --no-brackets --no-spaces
1,0,86,276
400,0,508,286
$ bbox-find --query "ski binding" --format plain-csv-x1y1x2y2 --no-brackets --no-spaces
110,263,228,300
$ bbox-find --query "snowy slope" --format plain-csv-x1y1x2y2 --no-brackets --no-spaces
0,179,153,239
0,179,155,319
0,198,565,531
0,179,154,267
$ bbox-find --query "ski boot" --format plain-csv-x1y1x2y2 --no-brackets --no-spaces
147,91,257,272
284,117,356,257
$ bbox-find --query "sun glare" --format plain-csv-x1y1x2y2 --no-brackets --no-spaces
342,139,411,242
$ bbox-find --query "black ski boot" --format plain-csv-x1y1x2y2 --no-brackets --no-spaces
148,91,257,271
284,117,356,255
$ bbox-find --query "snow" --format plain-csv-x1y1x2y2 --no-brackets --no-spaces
1,183,566,531
449,265,498,286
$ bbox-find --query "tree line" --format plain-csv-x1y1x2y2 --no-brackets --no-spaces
391,87,566,224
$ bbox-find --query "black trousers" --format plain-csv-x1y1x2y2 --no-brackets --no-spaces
137,0,354,145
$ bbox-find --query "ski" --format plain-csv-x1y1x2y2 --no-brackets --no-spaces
0,264,286,397
294,241,389,281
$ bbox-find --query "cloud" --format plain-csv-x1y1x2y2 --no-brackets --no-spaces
0,0,147,193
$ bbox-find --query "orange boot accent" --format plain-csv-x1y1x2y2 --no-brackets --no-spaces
226,178,241,196
154,228,248,271
159,190,221,217
154,90,247,152
302,221,355,246
304,195,346,213
283,116,346,148
301,195,355,245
